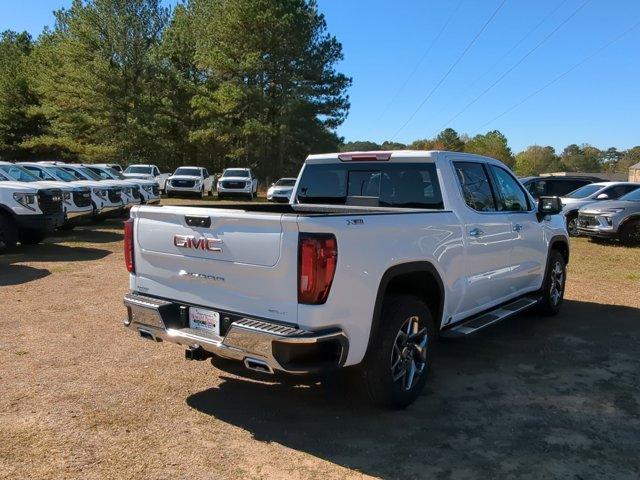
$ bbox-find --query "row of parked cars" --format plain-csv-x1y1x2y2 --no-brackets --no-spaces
0,161,161,252
521,175,640,244
122,164,295,202
0,159,300,253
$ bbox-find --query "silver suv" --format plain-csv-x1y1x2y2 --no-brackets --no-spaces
560,182,640,236
577,187,640,245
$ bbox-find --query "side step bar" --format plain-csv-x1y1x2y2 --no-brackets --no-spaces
441,296,540,338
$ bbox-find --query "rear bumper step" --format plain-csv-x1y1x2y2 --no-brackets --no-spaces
123,292,348,374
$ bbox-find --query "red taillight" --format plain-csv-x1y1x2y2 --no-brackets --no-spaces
298,234,337,305
124,218,135,273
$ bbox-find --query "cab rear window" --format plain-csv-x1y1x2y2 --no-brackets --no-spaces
296,163,443,209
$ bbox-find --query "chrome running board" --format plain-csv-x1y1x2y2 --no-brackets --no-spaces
442,296,539,338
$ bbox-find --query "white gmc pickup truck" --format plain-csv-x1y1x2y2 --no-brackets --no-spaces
123,151,569,408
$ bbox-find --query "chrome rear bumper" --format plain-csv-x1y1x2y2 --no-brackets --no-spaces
123,292,348,374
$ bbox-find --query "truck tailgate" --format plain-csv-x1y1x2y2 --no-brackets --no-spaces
131,206,299,323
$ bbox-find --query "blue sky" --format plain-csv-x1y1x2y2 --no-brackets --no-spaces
1,0,639,153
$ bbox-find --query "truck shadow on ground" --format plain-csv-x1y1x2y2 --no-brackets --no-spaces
48,220,124,244
187,300,640,479
0,243,111,286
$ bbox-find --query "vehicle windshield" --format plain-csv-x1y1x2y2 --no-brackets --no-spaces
620,188,640,201
47,166,78,182
275,178,296,186
0,164,39,182
174,167,201,176
79,167,103,181
107,168,127,179
125,166,153,174
223,169,249,178
564,184,601,198
296,163,444,209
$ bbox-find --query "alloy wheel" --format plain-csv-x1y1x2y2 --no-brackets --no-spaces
550,261,564,306
390,315,428,391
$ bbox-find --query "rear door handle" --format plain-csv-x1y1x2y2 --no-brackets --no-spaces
513,223,523,232
469,228,484,237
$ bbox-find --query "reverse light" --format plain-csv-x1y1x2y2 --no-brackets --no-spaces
298,234,337,305
124,218,135,273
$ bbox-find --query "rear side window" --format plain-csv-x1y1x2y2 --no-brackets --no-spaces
546,179,589,197
488,165,530,212
296,163,443,209
527,180,546,198
454,162,496,212
603,184,639,199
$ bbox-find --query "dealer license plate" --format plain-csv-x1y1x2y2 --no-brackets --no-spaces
189,307,221,339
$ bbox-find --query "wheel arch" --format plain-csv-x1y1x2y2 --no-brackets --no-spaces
619,214,640,230
549,235,570,265
364,262,445,361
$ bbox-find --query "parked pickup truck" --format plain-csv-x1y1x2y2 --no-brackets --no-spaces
123,164,171,193
123,151,569,408
0,174,64,252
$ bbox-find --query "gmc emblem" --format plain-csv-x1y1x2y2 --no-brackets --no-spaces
173,235,223,252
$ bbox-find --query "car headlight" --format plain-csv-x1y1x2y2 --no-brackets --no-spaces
63,191,72,203
13,192,37,210
142,184,154,193
93,188,107,199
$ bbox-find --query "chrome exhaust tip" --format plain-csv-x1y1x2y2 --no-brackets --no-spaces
244,358,274,374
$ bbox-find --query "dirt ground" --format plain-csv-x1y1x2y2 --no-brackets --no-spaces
1,203,639,480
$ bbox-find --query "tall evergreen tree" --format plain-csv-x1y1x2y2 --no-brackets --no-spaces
26,0,170,163
0,31,44,159
173,0,351,178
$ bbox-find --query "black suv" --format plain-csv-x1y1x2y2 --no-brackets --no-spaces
520,176,603,200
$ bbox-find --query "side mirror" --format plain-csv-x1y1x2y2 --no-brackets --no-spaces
596,193,609,200
537,196,562,219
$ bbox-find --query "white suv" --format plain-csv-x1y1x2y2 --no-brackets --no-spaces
166,167,214,198
1,162,93,229
217,168,258,199
85,165,161,206
0,174,64,250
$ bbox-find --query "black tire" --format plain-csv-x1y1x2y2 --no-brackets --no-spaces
620,220,640,246
357,295,435,409
218,194,224,200
536,249,566,316
166,192,173,199
0,213,19,253
566,212,579,237
18,229,47,246
59,223,76,231
208,187,213,197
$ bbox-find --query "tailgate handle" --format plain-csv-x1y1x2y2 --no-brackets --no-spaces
185,215,211,228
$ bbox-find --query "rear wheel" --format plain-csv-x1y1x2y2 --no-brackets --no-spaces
0,214,19,253
358,295,434,409
536,250,566,316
